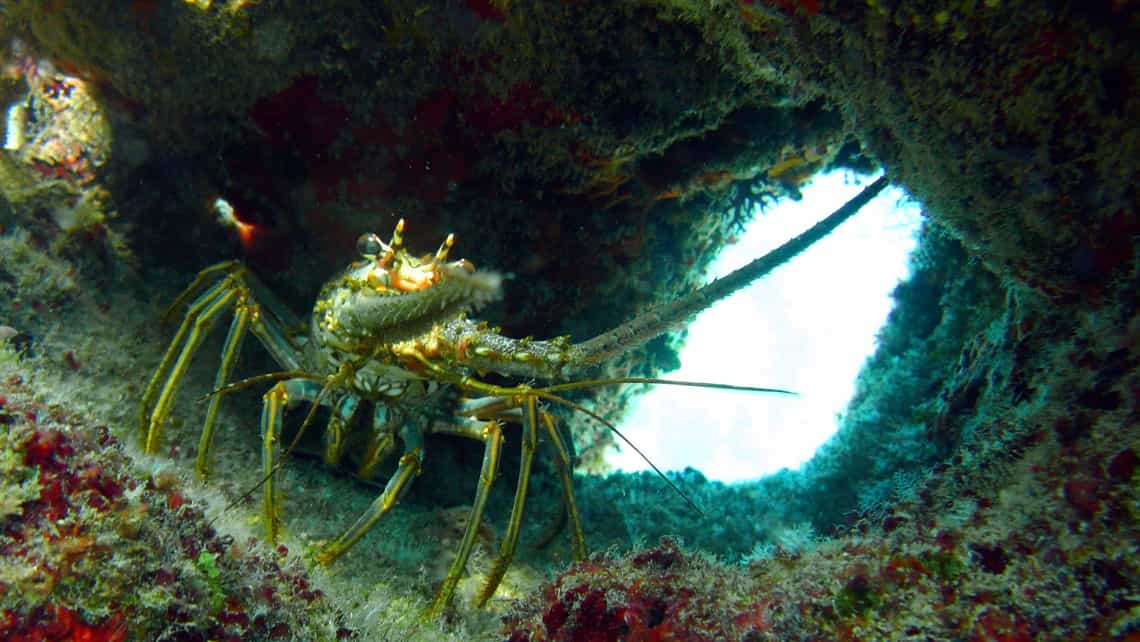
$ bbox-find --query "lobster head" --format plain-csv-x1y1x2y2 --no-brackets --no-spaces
312,219,503,351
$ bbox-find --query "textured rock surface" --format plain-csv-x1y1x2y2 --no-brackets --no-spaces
0,1,1135,639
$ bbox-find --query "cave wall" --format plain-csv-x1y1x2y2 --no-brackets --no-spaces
0,1,1136,637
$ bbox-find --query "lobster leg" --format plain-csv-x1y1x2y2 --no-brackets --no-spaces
320,394,360,467
473,394,587,606
259,378,327,542
423,418,504,619
157,260,243,325
393,353,592,609
354,404,401,480
196,301,249,479
140,261,307,466
316,419,428,564
476,393,538,606
140,279,238,453
537,408,587,561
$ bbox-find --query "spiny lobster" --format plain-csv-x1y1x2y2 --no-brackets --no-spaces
138,175,887,616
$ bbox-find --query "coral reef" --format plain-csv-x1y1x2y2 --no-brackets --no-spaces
758,0,1138,301
0,0,1134,639
0,372,345,641
504,539,773,641
509,360,1140,639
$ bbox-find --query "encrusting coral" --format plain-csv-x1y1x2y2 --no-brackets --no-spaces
0,372,346,641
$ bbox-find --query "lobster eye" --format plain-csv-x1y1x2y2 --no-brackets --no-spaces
356,233,384,258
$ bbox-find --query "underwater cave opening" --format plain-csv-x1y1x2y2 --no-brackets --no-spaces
607,170,924,483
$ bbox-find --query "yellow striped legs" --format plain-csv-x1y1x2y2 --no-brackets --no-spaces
322,395,362,468
476,396,537,608
197,298,249,477
353,404,401,480
140,267,240,455
415,391,586,617
536,406,587,560
314,416,429,564
422,417,503,619
287,404,506,619
380,355,591,615
260,381,287,542
258,378,332,542
474,394,586,608
305,389,577,617
252,379,586,618
138,261,305,480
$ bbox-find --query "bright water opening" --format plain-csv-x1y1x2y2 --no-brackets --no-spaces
608,170,924,483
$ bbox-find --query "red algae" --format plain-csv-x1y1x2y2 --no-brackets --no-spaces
0,379,349,640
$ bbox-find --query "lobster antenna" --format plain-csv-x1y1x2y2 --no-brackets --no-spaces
571,175,890,368
533,387,706,516
536,378,797,511
434,175,891,381
208,373,340,528
199,370,322,401
541,376,797,396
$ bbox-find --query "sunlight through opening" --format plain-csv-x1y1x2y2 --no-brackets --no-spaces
608,170,924,483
